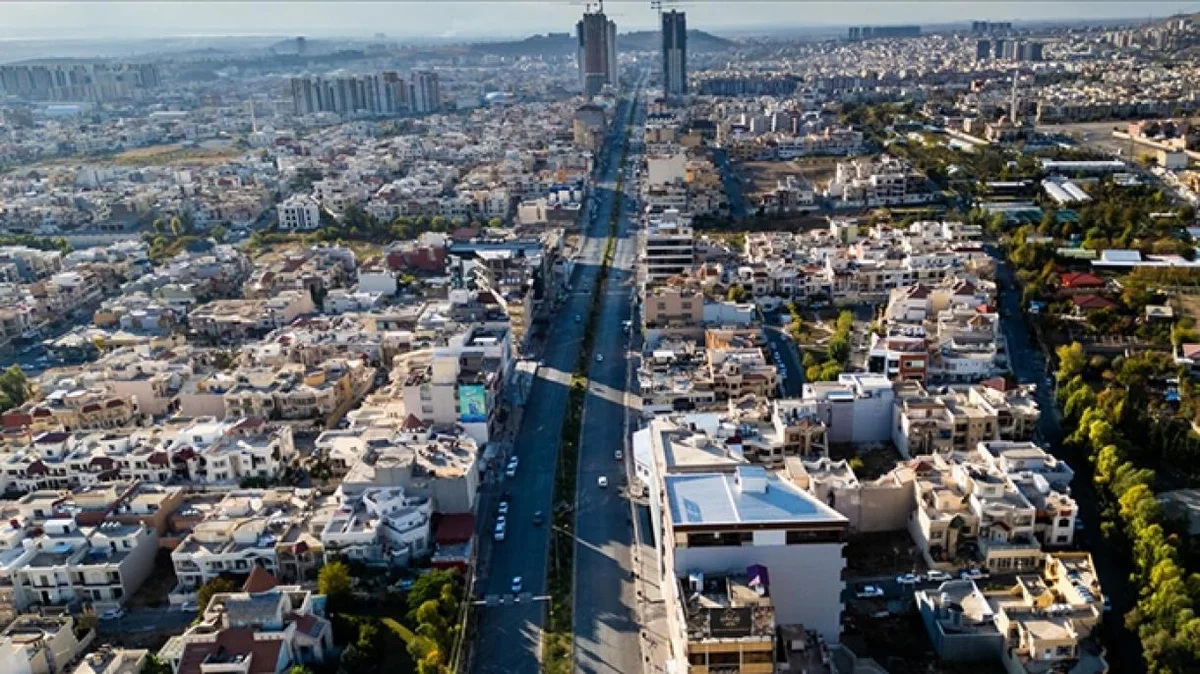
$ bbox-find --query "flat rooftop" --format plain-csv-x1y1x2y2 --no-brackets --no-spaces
665,466,847,528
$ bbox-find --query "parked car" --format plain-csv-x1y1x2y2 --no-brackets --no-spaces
532,511,545,527
598,476,608,488
511,576,523,593
99,609,125,621
497,501,509,515
493,521,507,541
960,568,989,581
614,449,623,460
855,585,884,599
896,573,919,586
925,570,952,583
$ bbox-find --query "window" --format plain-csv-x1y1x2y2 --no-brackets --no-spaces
930,530,943,540
1057,518,1070,528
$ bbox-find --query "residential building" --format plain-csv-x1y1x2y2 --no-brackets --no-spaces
277,196,322,231
577,9,618,96
643,210,695,284
0,612,93,674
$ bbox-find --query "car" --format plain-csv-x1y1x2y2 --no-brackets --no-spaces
614,449,623,460
99,609,125,621
595,353,604,362
180,601,199,612
855,585,884,599
598,476,608,488
1074,518,1085,531
505,464,517,478
493,522,507,541
925,570,953,583
511,576,523,593
575,314,582,323
960,568,988,581
532,511,545,526
1102,596,1112,612
896,573,919,586
497,501,509,515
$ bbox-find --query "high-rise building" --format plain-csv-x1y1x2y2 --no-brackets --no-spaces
976,39,991,62
0,61,160,102
410,70,440,114
577,7,618,96
661,10,687,99
290,71,416,116
993,39,1007,59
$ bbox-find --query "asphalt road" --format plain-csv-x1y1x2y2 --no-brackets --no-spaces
470,97,636,674
711,147,749,219
572,87,646,674
993,252,1144,673
763,319,805,397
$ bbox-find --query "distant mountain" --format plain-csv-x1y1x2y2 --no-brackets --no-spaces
619,29,736,52
467,28,735,58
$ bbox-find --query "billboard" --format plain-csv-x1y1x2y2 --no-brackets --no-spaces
458,384,487,423
687,605,774,640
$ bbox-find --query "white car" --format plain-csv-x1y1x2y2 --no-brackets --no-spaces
855,585,884,599
493,521,507,541
960,568,989,581
614,449,623,460
99,609,125,621
497,501,509,515
511,576,523,593
598,476,608,488
925,570,952,582
595,353,604,362
896,573,919,586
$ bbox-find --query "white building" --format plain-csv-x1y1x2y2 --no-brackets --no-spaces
276,196,322,231
320,487,432,566
642,210,695,283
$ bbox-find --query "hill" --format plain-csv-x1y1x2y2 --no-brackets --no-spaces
468,28,735,58
619,29,736,52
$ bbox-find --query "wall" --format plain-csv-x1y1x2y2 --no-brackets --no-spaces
916,593,1004,662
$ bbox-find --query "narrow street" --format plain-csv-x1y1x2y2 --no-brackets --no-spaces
994,251,1145,673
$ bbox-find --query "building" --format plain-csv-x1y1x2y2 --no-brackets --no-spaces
577,9,618,96
661,10,687,99
635,417,850,645
667,572,777,674
916,553,1106,672
642,210,695,283
410,71,440,114
71,647,147,674
277,196,322,231
0,613,93,674
0,61,160,102
289,72,410,116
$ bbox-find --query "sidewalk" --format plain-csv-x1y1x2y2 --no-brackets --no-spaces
630,495,669,674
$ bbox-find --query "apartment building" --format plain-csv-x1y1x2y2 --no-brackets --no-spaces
801,373,895,446
825,155,933,207
635,416,850,643
221,359,367,427
8,518,156,611
319,487,432,567
644,285,704,330
916,553,1106,672
339,425,479,514
643,210,696,284
276,196,322,231
71,647,148,674
166,418,298,485
188,292,316,342
667,573,777,674
0,613,93,674
162,577,333,674
400,323,512,446
892,383,1040,457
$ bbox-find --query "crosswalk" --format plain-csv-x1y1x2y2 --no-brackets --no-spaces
473,593,551,606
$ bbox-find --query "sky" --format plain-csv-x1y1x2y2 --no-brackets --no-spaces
1,1,1198,41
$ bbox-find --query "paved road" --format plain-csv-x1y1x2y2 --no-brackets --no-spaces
96,605,196,636
572,84,645,674
470,96,636,674
994,251,1144,673
763,318,805,397
711,147,749,219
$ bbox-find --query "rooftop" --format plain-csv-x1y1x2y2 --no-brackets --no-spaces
665,465,847,528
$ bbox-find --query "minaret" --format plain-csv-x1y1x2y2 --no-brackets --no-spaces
249,99,258,134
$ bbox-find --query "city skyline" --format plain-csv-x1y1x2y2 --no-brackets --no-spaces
2,1,1198,41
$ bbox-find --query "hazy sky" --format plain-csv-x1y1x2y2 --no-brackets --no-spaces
2,2,1198,41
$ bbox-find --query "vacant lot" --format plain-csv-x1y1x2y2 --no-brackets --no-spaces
740,156,847,195
112,142,241,167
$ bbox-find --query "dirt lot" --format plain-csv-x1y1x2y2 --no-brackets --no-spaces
1036,119,1200,159
111,142,241,167
740,156,846,195
1174,292,1200,325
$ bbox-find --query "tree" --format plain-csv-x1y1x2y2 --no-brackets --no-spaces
1055,342,1086,382
195,577,239,613
141,655,174,674
726,285,748,303
318,560,353,600
169,217,183,238
210,225,228,243
826,337,850,364
0,365,30,412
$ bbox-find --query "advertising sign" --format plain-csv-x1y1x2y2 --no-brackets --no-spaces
458,384,487,423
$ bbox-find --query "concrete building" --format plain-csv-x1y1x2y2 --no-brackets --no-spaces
661,10,687,99
276,196,322,231
410,71,440,114
642,210,695,283
577,9,618,96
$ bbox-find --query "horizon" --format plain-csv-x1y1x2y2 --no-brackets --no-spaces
1,1,1198,43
